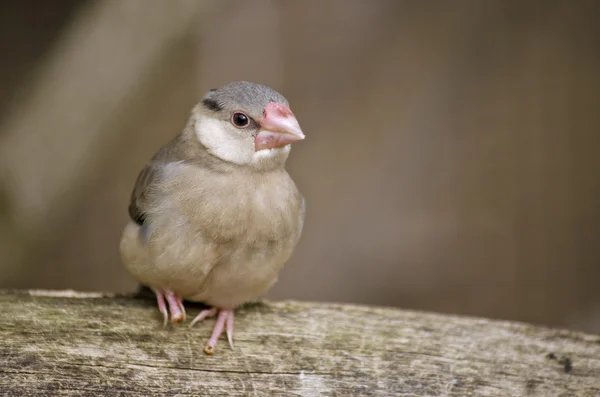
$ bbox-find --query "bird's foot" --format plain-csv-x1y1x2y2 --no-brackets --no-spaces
153,288,186,326
190,308,235,354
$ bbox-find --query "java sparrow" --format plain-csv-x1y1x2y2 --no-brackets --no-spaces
120,81,305,354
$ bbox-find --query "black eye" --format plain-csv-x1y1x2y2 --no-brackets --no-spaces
231,112,249,128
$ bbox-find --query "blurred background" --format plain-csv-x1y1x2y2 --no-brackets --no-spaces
1,0,599,334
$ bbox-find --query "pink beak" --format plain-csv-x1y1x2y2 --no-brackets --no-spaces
255,102,305,151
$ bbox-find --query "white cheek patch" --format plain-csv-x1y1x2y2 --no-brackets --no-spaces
252,144,291,162
195,117,250,164
195,116,290,168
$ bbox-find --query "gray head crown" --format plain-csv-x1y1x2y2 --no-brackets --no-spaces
202,81,289,121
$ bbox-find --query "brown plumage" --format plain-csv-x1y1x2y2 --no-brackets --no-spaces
119,81,305,354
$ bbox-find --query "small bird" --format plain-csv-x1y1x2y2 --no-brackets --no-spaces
119,81,305,354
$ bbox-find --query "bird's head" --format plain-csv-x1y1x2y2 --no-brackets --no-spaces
193,81,305,171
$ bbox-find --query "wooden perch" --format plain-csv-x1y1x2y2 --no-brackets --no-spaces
1,290,599,396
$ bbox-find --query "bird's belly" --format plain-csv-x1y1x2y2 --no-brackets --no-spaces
121,217,297,308
187,240,294,308
121,168,303,307
120,218,218,295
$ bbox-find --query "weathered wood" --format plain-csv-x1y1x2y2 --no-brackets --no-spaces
0,290,598,396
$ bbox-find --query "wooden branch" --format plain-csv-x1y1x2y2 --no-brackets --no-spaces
1,290,598,396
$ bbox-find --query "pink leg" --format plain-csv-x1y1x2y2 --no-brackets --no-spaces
165,289,185,323
189,308,218,328
225,311,234,348
189,307,236,354
204,309,235,355
152,288,186,324
153,289,168,327
177,296,186,316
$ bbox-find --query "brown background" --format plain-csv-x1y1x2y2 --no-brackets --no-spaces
1,0,599,333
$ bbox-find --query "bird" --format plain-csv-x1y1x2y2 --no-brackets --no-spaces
119,81,305,354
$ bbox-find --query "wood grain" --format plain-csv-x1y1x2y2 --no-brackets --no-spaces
0,290,599,396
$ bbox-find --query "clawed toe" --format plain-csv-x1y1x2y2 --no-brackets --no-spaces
190,307,235,354
153,288,186,325
152,292,236,355
204,309,235,354
190,308,218,328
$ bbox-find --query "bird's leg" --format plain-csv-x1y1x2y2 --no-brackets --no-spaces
205,309,235,354
189,307,218,328
225,310,234,348
153,289,168,327
152,288,185,325
164,289,185,323
189,307,235,354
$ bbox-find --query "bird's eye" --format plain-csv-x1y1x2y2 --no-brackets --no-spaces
231,112,249,128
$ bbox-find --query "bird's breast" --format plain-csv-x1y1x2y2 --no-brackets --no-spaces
151,163,303,249
123,160,304,307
